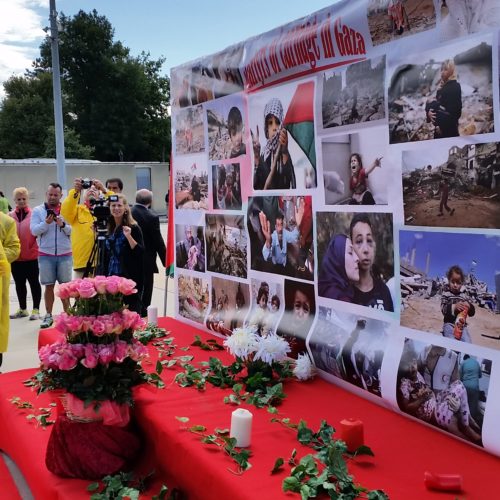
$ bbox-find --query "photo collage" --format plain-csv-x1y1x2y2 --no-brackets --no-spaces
171,0,500,451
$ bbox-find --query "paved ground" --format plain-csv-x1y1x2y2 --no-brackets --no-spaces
2,223,175,373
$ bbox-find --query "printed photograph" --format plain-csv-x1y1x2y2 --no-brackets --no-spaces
309,307,389,397
388,36,494,143
177,273,210,324
205,214,247,278
316,212,395,312
402,142,500,229
321,56,386,129
245,278,284,336
276,279,316,358
367,0,437,46
206,277,250,336
174,104,205,154
175,225,205,272
206,94,247,160
322,126,389,205
247,195,314,281
248,79,317,190
210,44,245,99
440,0,500,42
174,158,209,210
212,163,242,210
400,229,500,349
397,338,491,445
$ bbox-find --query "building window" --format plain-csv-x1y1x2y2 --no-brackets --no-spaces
136,167,151,190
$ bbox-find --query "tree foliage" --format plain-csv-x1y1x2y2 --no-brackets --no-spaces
0,9,170,161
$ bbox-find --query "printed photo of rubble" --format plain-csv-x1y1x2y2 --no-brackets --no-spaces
367,0,436,46
321,56,385,129
399,229,500,350
174,104,205,154
205,214,248,278
402,142,500,229
388,37,493,144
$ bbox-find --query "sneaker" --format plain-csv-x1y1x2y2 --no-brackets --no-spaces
10,309,28,319
30,309,40,321
40,314,53,329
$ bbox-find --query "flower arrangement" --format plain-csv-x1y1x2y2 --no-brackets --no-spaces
28,276,152,420
224,326,315,387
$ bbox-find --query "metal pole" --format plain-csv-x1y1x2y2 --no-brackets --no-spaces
49,0,66,189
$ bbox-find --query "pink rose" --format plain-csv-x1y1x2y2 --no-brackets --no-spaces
114,341,129,363
129,341,148,361
56,283,71,300
67,315,83,333
118,278,137,296
93,275,108,294
80,316,93,332
92,319,106,337
54,313,70,334
81,344,98,369
57,347,79,370
68,280,82,298
39,344,59,368
103,318,115,334
111,312,125,333
98,345,115,365
70,343,85,358
77,280,97,299
105,275,122,295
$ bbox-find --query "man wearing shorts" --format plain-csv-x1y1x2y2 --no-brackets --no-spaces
30,183,72,328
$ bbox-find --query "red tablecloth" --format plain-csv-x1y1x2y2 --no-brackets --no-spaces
133,317,500,500
22,317,500,499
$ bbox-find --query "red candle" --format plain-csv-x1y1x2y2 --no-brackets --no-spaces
339,418,364,452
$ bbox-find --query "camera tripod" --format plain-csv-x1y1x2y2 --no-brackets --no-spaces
83,228,109,278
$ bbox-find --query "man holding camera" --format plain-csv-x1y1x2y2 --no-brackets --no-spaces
61,178,113,279
30,183,72,328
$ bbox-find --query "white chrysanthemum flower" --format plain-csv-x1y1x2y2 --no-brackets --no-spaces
253,334,291,365
293,353,315,381
224,327,259,360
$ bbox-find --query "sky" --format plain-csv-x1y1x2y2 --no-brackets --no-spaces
399,230,500,290
0,0,338,97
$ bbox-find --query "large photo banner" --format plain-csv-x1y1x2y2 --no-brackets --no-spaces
170,0,500,456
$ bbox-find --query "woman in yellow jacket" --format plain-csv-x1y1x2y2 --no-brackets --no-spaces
61,178,112,278
0,212,21,369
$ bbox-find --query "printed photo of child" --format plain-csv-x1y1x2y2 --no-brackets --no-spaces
248,80,317,190
245,279,283,337
212,163,242,210
247,195,314,281
321,126,388,205
206,95,247,161
400,229,499,349
174,157,208,210
175,225,205,272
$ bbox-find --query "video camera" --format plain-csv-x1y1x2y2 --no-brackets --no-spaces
81,178,93,189
89,194,119,233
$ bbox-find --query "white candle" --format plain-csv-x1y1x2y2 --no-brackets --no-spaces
230,408,253,447
147,305,158,325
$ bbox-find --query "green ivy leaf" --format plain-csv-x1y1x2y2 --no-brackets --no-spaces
87,482,100,492
175,416,189,423
190,425,207,432
367,490,390,500
283,476,302,493
297,420,314,445
353,445,375,457
271,457,284,474
156,360,163,374
215,428,229,435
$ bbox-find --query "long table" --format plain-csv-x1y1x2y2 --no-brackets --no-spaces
2,316,499,499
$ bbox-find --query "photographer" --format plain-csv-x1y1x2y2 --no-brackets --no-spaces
30,183,72,328
61,178,113,278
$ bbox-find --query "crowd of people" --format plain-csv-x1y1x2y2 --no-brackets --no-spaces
0,178,167,369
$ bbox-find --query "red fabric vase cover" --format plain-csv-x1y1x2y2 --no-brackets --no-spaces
45,415,140,479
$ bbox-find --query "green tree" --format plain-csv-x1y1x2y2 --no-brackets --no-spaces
34,9,171,161
43,125,94,159
0,73,54,158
